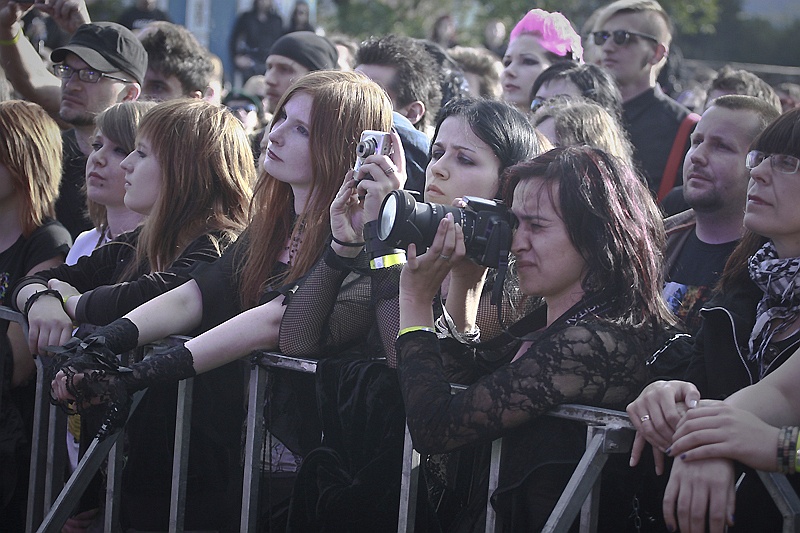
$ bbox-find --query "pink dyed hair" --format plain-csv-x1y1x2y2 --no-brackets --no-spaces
509,9,583,62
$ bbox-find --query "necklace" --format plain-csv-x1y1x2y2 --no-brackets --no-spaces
286,218,305,266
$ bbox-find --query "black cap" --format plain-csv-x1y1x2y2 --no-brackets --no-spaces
268,32,338,72
51,23,147,85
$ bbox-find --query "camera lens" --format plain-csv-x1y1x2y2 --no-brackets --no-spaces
378,190,462,250
356,138,377,158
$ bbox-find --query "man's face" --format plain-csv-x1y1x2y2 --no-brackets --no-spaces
141,67,186,101
355,63,406,113
683,105,762,214
59,53,131,127
597,12,660,87
264,54,309,113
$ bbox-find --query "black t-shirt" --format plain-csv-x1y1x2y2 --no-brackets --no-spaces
0,219,71,307
664,230,737,334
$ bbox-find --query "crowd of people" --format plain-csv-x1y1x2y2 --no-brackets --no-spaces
0,0,798,531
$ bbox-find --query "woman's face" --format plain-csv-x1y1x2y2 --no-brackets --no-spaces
120,136,162,215
511,178,586,303
425,115,501,205
86,130,129,209
263,91,313,191
501,34,553,110
744,151,800,258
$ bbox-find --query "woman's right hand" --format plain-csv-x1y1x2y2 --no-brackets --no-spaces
27,294,74,356
353,130,406,222
626,380,700,473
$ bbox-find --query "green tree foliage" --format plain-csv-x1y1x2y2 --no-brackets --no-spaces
325,0,721,44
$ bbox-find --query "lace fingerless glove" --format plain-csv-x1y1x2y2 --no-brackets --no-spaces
89,317,140,354
121,344,197,392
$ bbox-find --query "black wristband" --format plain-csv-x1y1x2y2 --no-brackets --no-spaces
331,234,365,247
23,289,64,317
363,220,403,259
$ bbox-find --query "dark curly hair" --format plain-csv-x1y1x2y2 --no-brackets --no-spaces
504,146,674,326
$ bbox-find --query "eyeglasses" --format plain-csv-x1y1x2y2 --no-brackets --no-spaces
52,64,132,84
746,150,800,174
228,103,258,114
530,97,547,112
592,30,659,47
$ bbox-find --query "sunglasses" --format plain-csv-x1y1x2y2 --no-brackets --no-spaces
746,150,800,175
592,30,659,47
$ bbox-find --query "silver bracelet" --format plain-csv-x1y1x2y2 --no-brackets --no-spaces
435,310,480,344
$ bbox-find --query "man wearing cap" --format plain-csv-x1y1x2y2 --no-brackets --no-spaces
0,11,146,238
263,31,338,114
250,31,338,161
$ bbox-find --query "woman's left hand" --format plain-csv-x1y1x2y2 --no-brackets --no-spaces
668,402,779,471
400,214,465,306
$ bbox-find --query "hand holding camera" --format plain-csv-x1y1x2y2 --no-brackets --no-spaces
329,130,406,256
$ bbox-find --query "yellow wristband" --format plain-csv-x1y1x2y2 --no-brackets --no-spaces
0,29,21,46
397,326,435,339
370,252,406,269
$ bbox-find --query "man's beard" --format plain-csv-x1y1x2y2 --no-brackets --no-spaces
685,188,723,212
59,106,96,127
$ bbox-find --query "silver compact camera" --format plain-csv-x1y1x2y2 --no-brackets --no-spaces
353,130,392,174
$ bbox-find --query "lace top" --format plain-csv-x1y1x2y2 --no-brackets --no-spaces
395,295,660,454
279,245,536,365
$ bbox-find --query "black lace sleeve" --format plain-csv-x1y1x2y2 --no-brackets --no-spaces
396,320,650,454
279,246,374,357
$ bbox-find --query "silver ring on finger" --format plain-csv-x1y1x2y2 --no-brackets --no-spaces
640,414,651,423
383,166,394,176
439,254,451,261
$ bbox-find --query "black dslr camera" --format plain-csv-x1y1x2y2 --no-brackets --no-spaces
377,190,516,267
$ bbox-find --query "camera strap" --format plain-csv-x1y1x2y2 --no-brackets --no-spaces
490,221,512,329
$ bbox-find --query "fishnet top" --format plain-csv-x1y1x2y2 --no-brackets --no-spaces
395,295,659,454
279,245,537,366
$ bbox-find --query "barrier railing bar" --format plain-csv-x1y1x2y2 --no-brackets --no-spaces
484,438,502,533
542,431,608,533
24,340,800,533
397,424,419,533
241,363,267,532
758,470,800,533
27,357,50,532
169,377,193,532
104,435,125,531
36,390,145,533
44,402,66,513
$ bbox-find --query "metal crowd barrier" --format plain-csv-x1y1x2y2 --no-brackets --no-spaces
4,310,797,532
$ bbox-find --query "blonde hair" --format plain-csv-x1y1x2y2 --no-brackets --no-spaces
534,96,635,169
0,100,62,236
125,99,254,278
239,70,393,307
86,101,158,230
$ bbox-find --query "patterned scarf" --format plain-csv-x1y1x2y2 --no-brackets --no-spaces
748,240,800,377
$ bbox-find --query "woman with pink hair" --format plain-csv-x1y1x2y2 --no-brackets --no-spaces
500,9,583,112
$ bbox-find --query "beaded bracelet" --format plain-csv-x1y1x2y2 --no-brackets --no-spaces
23,289,65,317
795,433,800,474
397,325,435,339
777,426,800,474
